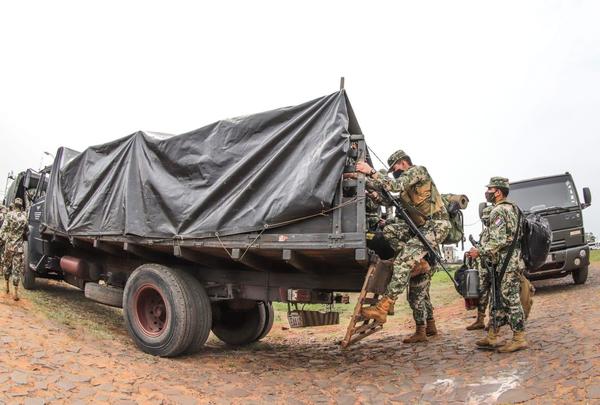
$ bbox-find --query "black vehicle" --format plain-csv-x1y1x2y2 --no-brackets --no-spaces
23,91,381,357
509,173,592,284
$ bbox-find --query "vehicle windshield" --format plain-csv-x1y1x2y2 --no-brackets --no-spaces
510,177,579,212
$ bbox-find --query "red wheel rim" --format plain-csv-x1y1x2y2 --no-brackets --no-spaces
133,284,169,337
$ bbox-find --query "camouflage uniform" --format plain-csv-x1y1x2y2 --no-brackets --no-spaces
365,194,382,232
0,200,28,287
475,206,493,314
478,179,525,333
367,150,450,325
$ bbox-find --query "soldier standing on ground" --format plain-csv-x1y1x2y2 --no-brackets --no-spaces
355,150,450,343
0,198,28,301
467,177,528,353
465,205,493,331
0,204,6,276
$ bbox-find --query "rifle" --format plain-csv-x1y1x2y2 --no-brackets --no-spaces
379,187,459,288
469,234,501,332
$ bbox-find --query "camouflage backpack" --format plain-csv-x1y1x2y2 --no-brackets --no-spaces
442,194,469,245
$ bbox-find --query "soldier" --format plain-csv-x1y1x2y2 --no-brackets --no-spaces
465,205,493,330
356,150,450,343
0,198,28,301
467,177,528,353
0,204,6,275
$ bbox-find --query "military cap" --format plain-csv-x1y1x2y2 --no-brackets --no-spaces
486,176,509,190
387,150,409,172
13,198,23,207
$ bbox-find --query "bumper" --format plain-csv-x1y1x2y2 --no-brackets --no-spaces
525,245,590,280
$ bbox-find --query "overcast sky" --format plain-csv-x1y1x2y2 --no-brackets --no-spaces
1,1,598,238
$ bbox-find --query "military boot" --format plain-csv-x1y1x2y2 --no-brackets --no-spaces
497,331,528,353
361,296,395,324
403,324,428,343
466,312,486,330
12,285,19,301
426,318,438,336
475,328,499,348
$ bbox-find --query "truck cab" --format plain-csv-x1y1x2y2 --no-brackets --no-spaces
510,173,592,284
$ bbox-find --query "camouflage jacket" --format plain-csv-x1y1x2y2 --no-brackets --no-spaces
478,200,522,268
0,210,28,252
368,165,446,220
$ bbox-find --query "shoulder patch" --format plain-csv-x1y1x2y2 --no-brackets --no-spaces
494,217,504,227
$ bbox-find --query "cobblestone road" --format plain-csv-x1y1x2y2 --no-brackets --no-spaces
0,265,599,404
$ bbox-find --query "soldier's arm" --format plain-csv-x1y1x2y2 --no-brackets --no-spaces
478,209,512,257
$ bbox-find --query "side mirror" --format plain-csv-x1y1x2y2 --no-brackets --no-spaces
582,187,592,208
478,202,488,220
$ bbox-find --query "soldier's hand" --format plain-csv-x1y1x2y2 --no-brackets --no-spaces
355,161,373,175
467,247,479,259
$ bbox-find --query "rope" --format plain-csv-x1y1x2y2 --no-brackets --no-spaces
214,232,234,259
212,196,363,259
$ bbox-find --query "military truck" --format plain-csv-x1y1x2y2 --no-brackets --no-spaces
22,91,395,357
509,173,592,284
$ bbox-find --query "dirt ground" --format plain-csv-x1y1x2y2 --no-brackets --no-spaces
1,265,599,404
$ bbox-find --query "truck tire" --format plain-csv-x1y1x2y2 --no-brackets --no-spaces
256,301,274,341
212,300,266,346
21,241,37,290
84,282,124,308
178,271,212,355
572,266,588,285
123,264,197,357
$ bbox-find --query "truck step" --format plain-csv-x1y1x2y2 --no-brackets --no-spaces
341,258,393,349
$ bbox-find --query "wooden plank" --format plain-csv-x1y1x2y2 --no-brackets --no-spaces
231,248,269,272
123,242,165,262
282,249,317,273
341,261,379,348
93,239,123,256
345,324,383,346
173,245,236,270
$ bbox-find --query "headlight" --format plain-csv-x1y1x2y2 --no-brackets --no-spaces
574,258,581,266
580,249,587,258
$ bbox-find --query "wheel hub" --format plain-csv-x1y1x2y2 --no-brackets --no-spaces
134,284,169,337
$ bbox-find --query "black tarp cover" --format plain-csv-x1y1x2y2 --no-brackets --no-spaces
44,91,362,238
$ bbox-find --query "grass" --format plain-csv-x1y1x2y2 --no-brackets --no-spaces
590,249,600,263
22,263,463,341
272,265,460,326
22,280,126,340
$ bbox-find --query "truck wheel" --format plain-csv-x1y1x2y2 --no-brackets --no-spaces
123,264,197,357
84,282,124,308
572,266,588,285
256,301,274,341
21,241,36,290
212,300,266,346
178,271,212,355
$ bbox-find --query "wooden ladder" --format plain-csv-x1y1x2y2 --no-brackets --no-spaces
341,258,393,349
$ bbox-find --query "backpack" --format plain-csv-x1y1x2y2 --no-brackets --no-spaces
498,201,552,271
442,194,469,245
520,274,535,319
520,212,552,270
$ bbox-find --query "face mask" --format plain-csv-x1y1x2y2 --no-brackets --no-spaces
393,170,404,179
485,191,496,203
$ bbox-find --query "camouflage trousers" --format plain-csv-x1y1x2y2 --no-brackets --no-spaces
493,265,525,332
408,271,433,325
383,218,450,307
2,248,23,287
475,258,491,314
